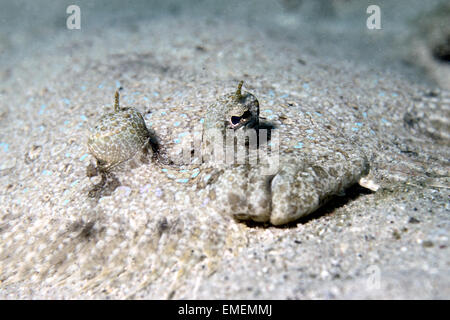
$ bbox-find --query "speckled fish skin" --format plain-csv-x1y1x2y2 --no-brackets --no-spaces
202,82,259,163
202,83,370,225
87,103,151,171
404,90,450,143
212,142,369,225
216,148,370,225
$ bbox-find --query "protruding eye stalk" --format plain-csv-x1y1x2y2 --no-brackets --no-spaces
114,87,124,112
234,80,244,100
114,90,120,112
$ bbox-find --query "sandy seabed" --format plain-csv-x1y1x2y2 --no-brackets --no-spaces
0,0,449,299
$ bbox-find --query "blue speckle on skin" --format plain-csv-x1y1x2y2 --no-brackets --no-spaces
42,170,52,176
314,112,322,117
179,169,188,173
98,84,104,89
153,92,159,97
363,112,368,118
180,113,188,118
133,91,141,95
294,142,303,149
200,118,204,124
0,142,8,152
70,180,79,187
64,120,70,125
65,153,71,158
80,85,86,91
63,98,70,105
161,111,167,116
173,121,180,127
161,168,168,172
23,188,28,193
176,178,189,183
173,138,181,144
355,122,363,127
191,171,200,178
381,118,389,124
268,90,275,97
39,125,45,132
392,93,398,97
115,80,121,88
307,136,315,140
39,104,46,115
378,91,385,97
178,132,189,138
352,127,359,132
143,97,149,101
280,94,289,99
264,109,273,114
303,83,310,90
80,115,88,121
305,129,314,134
167,174,176,179
79,154,88,161
63,199,69,205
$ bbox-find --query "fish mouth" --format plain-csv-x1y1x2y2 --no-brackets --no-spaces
229,121,242,129
229,121,248,130
229,117,250,130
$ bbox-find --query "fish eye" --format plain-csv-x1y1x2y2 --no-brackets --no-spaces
230,111,252,127
231,116,241,125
